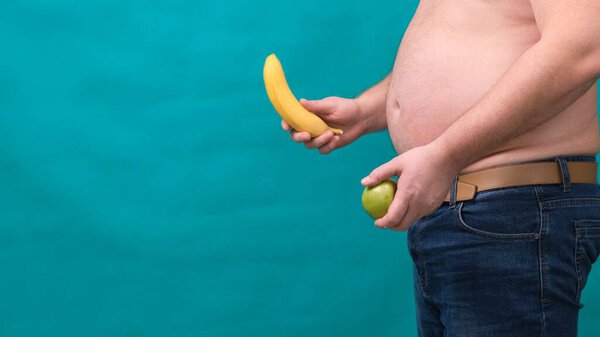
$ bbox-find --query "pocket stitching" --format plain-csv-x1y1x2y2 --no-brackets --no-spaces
575,229,583,305
574,220,600,305
575,219,600,227
575,220,600,236
542,198,600,210
455,202,537,241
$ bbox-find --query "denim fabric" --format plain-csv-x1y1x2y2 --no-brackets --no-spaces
408,154,600,337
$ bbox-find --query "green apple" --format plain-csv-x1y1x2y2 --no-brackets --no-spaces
361,179,397,219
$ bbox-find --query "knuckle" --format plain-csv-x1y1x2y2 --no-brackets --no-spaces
403,187,417,199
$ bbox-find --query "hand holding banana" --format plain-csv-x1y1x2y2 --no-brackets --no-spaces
265,53,418,226
264,54,367,154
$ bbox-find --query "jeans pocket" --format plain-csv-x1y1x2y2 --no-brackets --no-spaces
575,220,600,303
454,201,539,240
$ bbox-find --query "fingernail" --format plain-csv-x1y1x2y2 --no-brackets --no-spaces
361,177,371,185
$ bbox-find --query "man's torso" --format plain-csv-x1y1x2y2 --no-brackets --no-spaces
387,0,600,173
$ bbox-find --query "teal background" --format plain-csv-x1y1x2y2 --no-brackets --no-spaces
0,1,598,336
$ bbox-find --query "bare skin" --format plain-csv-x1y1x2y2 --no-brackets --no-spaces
386,0,599,173
283,0,600,230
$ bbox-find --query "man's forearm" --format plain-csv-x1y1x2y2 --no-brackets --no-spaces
356,73,391,134
432,39,600,172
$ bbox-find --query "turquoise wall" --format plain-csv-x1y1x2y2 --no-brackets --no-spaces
0,1,598,336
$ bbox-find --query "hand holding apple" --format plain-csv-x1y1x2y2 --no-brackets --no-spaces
361,142,461,230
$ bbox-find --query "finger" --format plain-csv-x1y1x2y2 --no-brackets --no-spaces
388,206,419,231
319,135,341,155
375,193,408,229
281,120,291,131
290,130,311,143
299,98,319,112
305,131,334,149
300,98,335,115
361,158,402,186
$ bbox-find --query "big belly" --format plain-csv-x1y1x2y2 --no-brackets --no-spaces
386,7,541,152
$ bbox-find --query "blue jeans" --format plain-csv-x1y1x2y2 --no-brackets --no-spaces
408,154,600,337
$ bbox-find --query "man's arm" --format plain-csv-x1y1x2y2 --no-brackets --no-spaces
361,0,600,230
432,0,600,172
356,73,391,134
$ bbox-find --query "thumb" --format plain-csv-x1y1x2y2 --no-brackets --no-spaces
300,98,335,115
361,158,402,186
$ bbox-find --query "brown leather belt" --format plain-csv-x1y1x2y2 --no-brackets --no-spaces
444,161,598,202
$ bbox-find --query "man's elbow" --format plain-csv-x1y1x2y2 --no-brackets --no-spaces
568,38,600,80
580,44,600,79
541,31,600,80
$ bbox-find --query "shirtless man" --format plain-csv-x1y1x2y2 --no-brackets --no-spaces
282,1,600,336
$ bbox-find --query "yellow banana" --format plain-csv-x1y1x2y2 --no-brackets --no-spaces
263,54,343,138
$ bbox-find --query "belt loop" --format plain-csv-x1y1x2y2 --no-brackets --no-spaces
555,156,571,192
449,175,459,208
